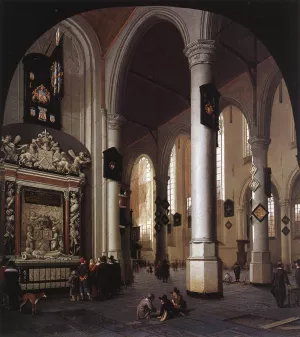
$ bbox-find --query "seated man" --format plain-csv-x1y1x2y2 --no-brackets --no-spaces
136,293,155,320
158,294,174,321
170,287,187,316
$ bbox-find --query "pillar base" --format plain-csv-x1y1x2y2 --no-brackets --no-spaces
186,242,223,297
250,251,272,284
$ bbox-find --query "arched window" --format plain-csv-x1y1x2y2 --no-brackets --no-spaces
243,116,252,158
168,144,177,216
167,144,177,247
130,156,154,250
268,194,276,238
216,114,225,200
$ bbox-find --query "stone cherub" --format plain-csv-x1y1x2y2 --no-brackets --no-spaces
1,135,21,163
68,150,91,177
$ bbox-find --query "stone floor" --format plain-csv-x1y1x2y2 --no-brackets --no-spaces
1,268,300,337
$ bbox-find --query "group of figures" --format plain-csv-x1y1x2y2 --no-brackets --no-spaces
1,130,91,177
67,256,122,301
4,183,16,255
22,211,68,260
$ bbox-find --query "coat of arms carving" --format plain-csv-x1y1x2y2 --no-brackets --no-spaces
0,130,91,177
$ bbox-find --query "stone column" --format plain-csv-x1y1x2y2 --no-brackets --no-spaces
154,176,168,262
15,184,22,257
279,199,292,271
107,113,126,261
249,137,272,284
184,39,223,297
101,108,108,256
64,191,70,254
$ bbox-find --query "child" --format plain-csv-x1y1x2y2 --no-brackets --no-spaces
68,270,79,301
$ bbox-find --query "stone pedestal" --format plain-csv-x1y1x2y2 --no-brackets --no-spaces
280,199,292,271
249,137,272,284
184,39,223,297
107,113,126,277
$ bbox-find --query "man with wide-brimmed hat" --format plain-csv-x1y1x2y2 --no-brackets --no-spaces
157,294,174,321
271,262,291,308
136,293,156,320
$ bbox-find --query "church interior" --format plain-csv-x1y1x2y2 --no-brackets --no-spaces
1,2,300,336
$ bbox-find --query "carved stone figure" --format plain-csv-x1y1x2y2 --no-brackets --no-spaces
0,130,91,177
70,223,80,255
6,183,15,209
69,191,81,255
4,183,16,255
51,226,59,251
68,151,91,177
1,135,21,163
18,144,38,167
25,225,35,253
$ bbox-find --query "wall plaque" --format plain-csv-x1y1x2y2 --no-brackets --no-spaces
224,199,234,217
24,188,62,207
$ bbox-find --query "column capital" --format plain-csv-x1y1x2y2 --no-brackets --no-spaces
107,113,126,130
248,137,271,151
183,39,216,68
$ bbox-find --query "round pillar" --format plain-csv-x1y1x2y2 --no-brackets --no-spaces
184,39,223,297
249,137,272,284
106,113,125,263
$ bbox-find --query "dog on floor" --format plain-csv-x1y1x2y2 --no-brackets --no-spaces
20,291,47,315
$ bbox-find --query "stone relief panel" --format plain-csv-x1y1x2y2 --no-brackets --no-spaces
4,182,16,255
21,194,64,260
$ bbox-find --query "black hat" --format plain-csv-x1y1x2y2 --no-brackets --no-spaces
147,293,154,300
170,287,180,294
159,294,168,301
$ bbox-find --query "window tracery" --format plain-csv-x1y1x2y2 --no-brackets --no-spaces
130,156,154,250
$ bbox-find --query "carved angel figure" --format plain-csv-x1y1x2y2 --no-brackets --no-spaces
55,152,71,174
68,150,91,177
18,143,38,167
1,135,21,163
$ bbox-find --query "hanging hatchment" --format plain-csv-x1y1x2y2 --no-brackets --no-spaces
23,36,64,129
